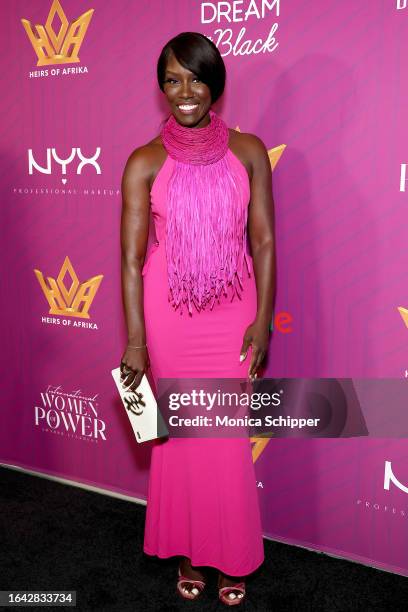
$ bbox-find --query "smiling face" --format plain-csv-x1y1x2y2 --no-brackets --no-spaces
163,51,212,128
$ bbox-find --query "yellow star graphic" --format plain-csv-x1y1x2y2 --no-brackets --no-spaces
398,307,408,328
234,125,285,462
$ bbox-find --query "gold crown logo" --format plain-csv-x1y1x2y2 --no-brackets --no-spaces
34,256,103,319
21,0,94,66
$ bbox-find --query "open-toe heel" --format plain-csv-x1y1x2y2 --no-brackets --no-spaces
217,574,246,606
177,566,206,600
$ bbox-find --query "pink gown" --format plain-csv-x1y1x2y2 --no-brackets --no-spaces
142,147,265,576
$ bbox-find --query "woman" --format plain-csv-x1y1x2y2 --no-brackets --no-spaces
120,32,276,606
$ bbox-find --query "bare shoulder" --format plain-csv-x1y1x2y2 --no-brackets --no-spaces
230,129,268,158
122,136,167,191
228,129,269,180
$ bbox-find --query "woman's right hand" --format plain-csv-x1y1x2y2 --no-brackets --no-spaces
120,344,150,393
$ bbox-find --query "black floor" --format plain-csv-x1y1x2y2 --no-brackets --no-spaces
0,465,407,611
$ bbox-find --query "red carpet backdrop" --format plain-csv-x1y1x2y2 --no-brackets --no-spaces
1,0,408,577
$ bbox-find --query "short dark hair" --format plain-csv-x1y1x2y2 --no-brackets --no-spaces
157,32,226,105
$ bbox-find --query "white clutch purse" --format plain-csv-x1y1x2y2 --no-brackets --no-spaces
111,367,169,443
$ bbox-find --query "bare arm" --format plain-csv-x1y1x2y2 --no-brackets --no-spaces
248,135,276,326
119,146,152,390
240,134,276,379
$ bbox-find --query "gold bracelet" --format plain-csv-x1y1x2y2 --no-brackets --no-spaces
128,343,147,349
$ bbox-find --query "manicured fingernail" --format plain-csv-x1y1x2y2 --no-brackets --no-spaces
239,353,246,362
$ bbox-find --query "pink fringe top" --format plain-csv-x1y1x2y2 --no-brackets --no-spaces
161,109,251,316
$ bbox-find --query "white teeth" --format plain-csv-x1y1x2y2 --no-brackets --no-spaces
179,104,198,110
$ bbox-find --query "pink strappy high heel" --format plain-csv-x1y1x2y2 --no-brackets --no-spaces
217,574,246,606
177,566,206,600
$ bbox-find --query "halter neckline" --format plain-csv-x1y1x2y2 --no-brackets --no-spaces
160,109,229,166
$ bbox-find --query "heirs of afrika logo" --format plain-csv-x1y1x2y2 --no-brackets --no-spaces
21,0,94,78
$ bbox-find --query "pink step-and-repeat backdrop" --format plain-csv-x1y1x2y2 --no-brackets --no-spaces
1,0,408,577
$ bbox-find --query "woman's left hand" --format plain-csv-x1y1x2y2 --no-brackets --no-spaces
240,318,270,381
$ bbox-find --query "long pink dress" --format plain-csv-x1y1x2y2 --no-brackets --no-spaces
142,147,265,576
